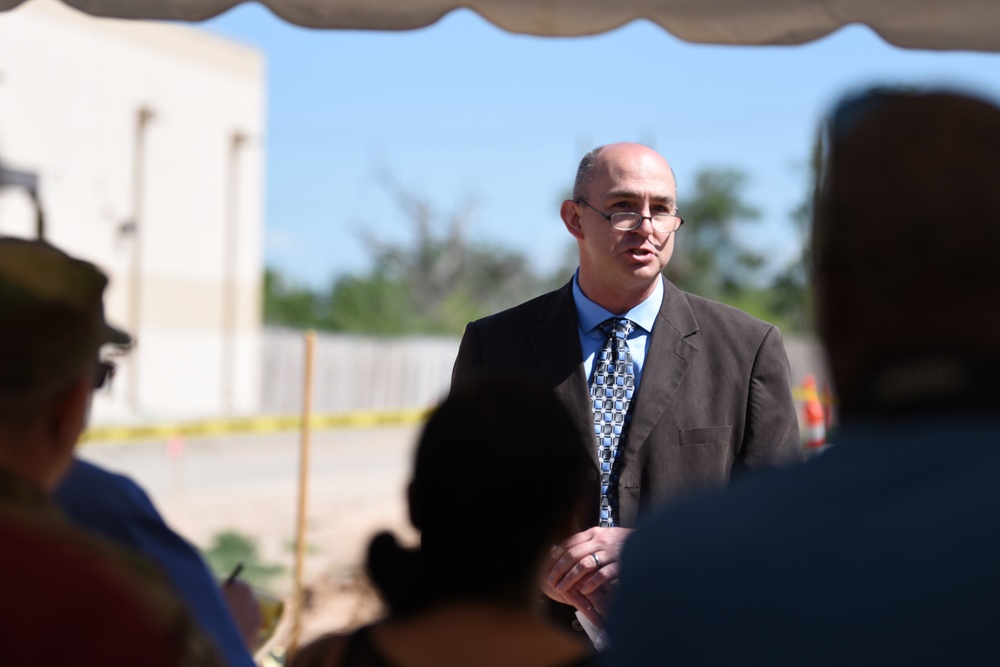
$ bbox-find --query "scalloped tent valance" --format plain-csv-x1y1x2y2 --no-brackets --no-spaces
1,0,999,51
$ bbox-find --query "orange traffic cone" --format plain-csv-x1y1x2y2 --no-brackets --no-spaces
802,374,826,450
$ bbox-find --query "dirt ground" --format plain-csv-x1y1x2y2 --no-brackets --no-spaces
78,425,423,656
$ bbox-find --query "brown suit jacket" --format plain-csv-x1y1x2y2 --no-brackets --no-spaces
452,278,801,528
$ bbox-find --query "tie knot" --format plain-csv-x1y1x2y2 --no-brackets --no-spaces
600,317,634,339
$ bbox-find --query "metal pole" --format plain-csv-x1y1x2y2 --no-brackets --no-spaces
221,132,246,414
289,330,316,657
30,190,44,239
126,106,154,412
0,166,44,238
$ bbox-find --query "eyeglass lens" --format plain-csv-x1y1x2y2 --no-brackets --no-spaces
609,213,681,232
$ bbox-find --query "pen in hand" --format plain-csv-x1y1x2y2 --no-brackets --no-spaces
224,562,244,586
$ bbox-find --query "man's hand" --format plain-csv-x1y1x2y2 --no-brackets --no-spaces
221,579,262,650
542,526,632,626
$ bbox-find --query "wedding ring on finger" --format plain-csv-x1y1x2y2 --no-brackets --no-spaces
592,553,601,568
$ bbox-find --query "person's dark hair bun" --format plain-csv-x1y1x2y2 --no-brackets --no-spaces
365,531,436,616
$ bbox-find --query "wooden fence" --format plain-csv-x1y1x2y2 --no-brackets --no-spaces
262,327,827,418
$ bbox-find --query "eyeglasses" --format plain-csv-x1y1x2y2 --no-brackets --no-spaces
93,360,116,390
576,199,684,234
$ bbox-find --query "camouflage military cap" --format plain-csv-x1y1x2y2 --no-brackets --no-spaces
0,237,131,396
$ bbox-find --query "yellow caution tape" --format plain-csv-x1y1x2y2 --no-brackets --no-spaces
83,388,835,445
80,407,432,445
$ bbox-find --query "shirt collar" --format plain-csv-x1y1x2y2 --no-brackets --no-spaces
571,270,663,335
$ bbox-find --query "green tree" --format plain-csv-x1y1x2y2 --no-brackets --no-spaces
262,268,325,329
657,165,818,332
262,176,563,336
323,177,559,335
325,273,414,334
767,148,819,334
666,168,765,300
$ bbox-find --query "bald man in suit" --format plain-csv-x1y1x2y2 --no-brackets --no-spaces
452,143,801,630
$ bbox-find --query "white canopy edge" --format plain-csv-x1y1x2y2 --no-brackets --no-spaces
2,0,1000,52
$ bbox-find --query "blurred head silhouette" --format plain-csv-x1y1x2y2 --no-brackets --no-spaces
367,377,595,616
0,237,130,490
813,88,1000,417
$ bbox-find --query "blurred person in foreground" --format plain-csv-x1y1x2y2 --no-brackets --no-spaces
290,378,601,667
609,88,1000,665
55,460,262,665
18,239,264,663
452,143,801,632
0,236,217,666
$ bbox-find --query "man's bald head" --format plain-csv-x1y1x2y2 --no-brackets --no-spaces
814,89,1000,413
573,143,678,202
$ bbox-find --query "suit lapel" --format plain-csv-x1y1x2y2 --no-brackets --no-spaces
523,280,700,469
527,282,595,462
624,280,700,465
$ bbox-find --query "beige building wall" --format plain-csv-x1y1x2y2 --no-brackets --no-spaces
0,0,265,422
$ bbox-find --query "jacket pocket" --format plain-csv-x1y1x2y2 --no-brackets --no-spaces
679,425,732,446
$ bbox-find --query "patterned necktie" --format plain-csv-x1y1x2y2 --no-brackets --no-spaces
590,317,636,528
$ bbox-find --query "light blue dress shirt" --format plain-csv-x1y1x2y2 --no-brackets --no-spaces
572,271,664,388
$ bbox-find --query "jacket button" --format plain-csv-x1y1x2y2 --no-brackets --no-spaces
572,620,584,632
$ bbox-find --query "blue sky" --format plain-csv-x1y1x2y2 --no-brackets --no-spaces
201,6,1000,290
